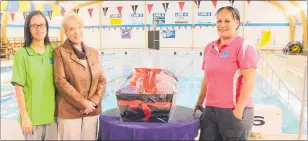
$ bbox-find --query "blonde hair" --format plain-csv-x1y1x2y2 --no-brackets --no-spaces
61,13,84,31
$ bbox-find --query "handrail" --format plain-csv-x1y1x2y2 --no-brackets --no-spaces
258,52,304,103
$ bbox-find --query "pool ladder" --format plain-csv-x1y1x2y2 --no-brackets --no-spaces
257,51,307,139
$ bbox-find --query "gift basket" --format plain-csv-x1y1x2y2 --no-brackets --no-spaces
115,50,179,123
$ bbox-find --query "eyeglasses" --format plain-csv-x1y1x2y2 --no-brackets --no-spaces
29,24,46,29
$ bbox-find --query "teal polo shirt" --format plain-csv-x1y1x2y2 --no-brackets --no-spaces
11,44,56,126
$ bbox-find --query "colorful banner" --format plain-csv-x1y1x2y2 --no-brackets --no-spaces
47,11,53,20
117,6,122,15
131,5,138,14
162,3,169,12
131,13,144,24
110,14,122,25
153,13,165,24
194,0,201,9
175,12,188,24
102,7,108,16
22,12,28,20
161,29,175,38
197,12,213,23
74,9,79,14
211,0,217,8
229,0,234,6
1,1,64,16
10,12,15,22
147,4,153,14
121,28,131,39
178,2,185,12
61,10,65,16
88,8,93,17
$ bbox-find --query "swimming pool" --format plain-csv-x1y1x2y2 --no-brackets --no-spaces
0,50,306,134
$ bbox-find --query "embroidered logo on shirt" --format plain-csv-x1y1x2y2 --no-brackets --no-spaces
220,51,229,58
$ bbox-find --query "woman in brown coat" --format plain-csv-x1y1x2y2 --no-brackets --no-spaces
53,13,107,140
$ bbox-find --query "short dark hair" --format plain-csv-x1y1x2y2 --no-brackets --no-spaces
215,6,241,30
23,10,51,47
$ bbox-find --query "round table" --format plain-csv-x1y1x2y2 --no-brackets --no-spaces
98,106,202,140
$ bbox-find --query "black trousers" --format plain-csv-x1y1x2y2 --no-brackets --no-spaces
199,106,254,140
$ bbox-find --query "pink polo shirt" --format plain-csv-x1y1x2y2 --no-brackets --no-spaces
202,35,258,108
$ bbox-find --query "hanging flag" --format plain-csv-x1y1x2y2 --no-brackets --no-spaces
88,8,93,17
102,7,108,16
131,5,138,14
211,0,217,8
47,11,53,20
147,4,153,14
162,3,169,12
74,9,79,14
194,0,201,9
229,0,234,6
178,2,185,12
178,26,181,30
172,26,175,30
117,6,122,15
61,10,65,16
22,12,28,20
246,21,249,26
200,25,202,29
10,12,15,22
247,0,251,5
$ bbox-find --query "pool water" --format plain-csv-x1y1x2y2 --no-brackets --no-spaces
0,50,306,134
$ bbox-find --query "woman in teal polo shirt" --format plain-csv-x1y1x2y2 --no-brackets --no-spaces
11,10,58,140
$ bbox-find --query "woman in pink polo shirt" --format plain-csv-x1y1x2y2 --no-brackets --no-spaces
193,6,258,140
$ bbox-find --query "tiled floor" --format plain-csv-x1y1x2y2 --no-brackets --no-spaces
1,119,24,140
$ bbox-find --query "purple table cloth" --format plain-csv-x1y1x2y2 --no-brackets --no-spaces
98,106,201,140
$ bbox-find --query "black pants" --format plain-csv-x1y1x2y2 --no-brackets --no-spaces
199,106,254,140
